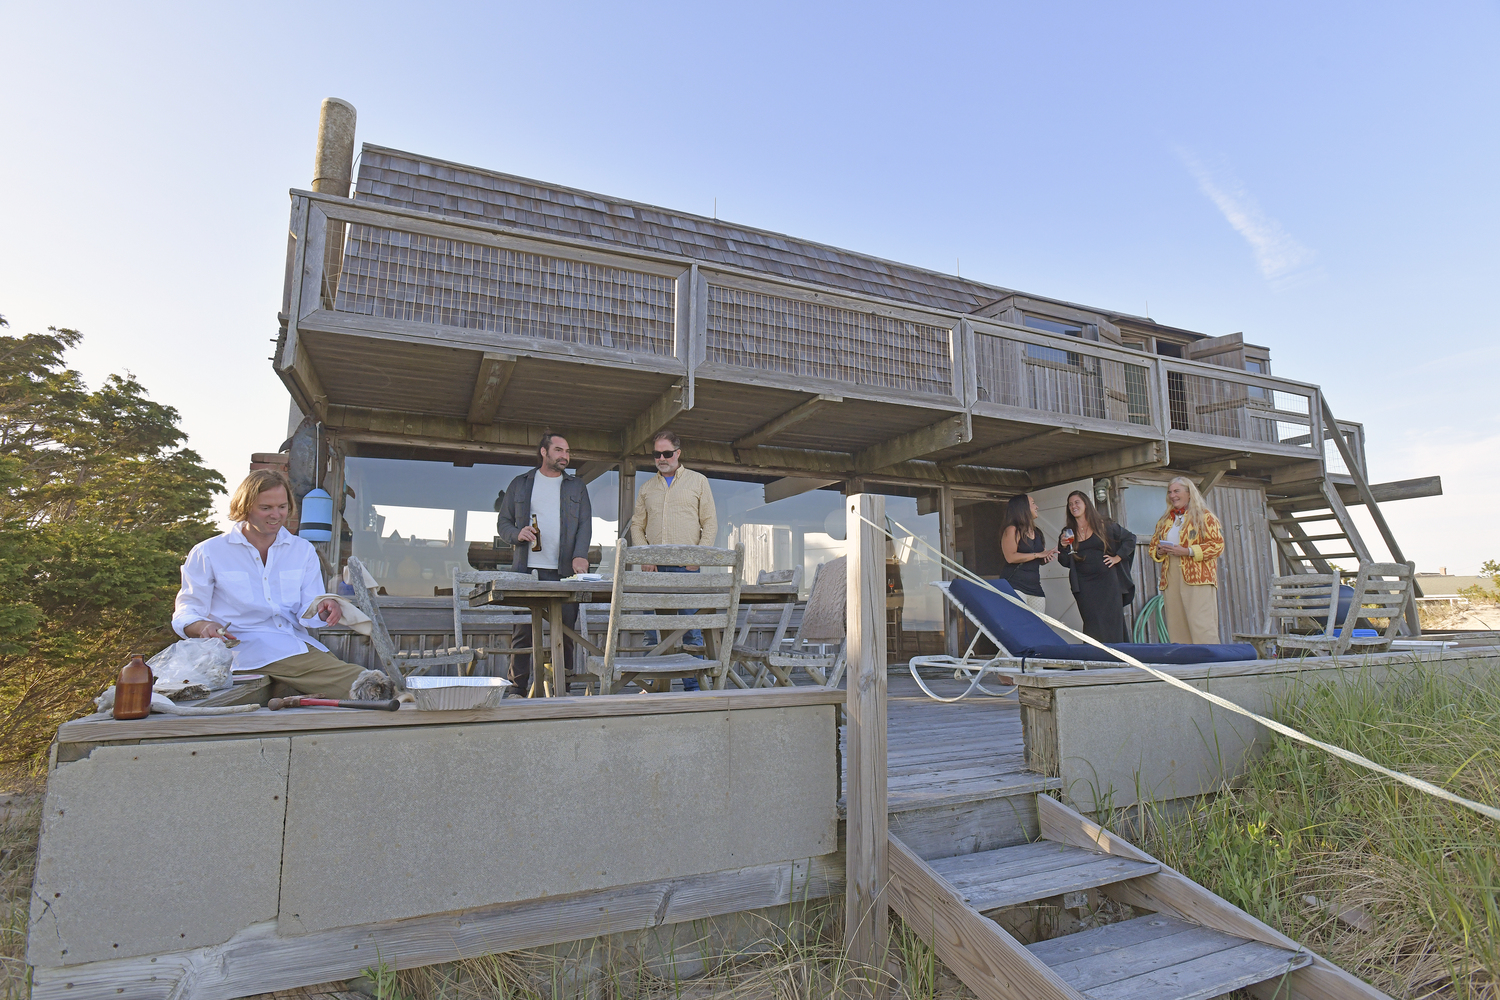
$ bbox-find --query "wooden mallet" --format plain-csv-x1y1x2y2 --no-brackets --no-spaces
267,696,400,712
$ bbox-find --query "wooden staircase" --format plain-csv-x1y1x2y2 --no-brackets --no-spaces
888,794,1391,1000
1263,399,1422,634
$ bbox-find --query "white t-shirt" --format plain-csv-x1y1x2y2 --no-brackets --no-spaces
529,471,563,570
1165,513,1184,547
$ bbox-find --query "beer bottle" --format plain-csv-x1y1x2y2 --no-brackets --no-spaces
530,514,542,552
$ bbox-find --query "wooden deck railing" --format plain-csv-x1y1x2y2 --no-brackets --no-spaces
282,189,1331,462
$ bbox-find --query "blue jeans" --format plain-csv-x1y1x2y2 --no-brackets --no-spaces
646,565,703,691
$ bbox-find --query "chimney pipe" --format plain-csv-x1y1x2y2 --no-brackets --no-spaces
312,98,357,196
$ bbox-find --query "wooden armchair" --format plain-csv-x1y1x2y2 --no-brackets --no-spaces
1236,562,1414,658
587,544,744,694
344,557,476,686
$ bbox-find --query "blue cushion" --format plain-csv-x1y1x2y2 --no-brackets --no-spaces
948,577,1258,664
951,578,1061,652
1020,642,1261,664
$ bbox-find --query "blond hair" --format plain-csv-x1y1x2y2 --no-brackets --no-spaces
229,469,297,522
1167,476,1214,537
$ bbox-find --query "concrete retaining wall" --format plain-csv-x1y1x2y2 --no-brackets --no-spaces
27,691,841,999
1016,647,1500,814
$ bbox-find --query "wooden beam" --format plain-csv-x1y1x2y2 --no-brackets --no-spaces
886,834,1086,1000
326,405,621,457
845,494,888,977
1190,457,1243,494
275,338,329,423
574,461,614,486
30,855,844,1000
765,477,839,504
622,381,687,456
1029,442,1163,491
1336,476,1442,506
733,395,843,451
1036,795,1389,1000
323,404,1030,491
943,427,1079,467
855,414,971,474
465,352,518,425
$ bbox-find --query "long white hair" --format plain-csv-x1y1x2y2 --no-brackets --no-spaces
1168,476,1214,537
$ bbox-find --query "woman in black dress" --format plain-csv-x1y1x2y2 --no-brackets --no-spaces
1056,491,1136,642
999,494,1057,613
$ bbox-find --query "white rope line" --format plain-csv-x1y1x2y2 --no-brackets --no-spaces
862,512,1500,825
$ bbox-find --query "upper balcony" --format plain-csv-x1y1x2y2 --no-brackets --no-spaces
276,188,1344,491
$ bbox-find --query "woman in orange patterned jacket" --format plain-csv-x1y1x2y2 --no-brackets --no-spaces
1148,476,1226,643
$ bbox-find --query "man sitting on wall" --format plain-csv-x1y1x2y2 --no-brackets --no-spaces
496,433,593,696
173,469,365,698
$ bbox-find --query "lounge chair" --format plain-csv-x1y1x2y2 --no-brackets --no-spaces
909,578,1258,701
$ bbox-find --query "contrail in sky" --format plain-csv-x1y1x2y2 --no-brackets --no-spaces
1176,147,1318,289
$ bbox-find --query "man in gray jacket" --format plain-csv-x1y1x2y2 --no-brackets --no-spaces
495,433,592,695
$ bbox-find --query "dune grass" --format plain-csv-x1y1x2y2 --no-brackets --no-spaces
0,779,41,1000
378,907,973,1000
1123,662,1499,999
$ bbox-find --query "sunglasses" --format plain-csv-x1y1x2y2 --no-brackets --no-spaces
653,449,679,459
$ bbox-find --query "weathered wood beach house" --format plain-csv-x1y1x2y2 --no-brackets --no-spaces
275,103,1433,643
28,100,1471,1000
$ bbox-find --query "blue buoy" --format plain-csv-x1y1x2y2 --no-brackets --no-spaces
299,488,334,541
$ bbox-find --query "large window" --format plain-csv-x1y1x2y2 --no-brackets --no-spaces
1120,481,1169,537
1245,358,1269,400
345,457,620,596
628,470,845,598
1022,314,1084,366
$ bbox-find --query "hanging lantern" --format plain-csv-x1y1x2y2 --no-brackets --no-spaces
299,488,334,542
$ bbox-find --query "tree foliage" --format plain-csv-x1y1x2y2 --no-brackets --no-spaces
0,320,224,766
1458,560,1500,603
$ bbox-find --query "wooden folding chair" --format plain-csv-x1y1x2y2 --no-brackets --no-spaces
587,544,744,694
754,557,847,688
344,556,476,685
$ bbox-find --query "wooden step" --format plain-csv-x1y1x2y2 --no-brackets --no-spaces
1269,513,1337,525
1267,493,1326,506
1027,914,1313,1000
926,842,1158,912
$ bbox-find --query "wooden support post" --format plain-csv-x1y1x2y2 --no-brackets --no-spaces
618,461,636,544
845,493,888,985
938,485,958,657
326,442,346,582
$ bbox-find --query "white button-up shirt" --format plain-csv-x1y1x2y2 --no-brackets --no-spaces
171,523,332,672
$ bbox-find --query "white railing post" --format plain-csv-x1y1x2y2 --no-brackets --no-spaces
845,493,888,984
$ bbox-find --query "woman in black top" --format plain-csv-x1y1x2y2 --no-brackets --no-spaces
999,494,1057,613
1056,491,1136,643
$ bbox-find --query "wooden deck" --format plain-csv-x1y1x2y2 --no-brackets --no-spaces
884,672,1031,810
844,672,1059,861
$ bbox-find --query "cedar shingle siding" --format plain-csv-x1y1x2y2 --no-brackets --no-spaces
354,145,1018,315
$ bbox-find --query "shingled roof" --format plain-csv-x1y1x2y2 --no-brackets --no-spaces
353,145,1035,316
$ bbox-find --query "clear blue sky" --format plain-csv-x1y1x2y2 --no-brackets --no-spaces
2,1,1496,572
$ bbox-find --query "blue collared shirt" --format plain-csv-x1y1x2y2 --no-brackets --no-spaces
171,523,331,672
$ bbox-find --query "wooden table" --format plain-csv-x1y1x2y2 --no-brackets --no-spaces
468,580,800,697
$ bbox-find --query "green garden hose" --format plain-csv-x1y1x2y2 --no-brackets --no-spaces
1133,594,1167,643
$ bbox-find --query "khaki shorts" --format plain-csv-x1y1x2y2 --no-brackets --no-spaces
260,645,366,699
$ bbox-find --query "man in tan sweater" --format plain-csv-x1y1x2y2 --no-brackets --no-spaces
630,432,718,689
